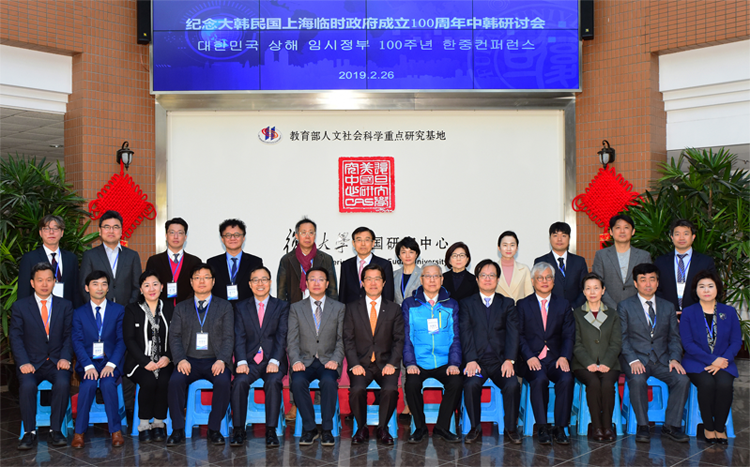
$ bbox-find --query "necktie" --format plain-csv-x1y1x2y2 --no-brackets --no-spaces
485,298,491,308
230,257,238,282
485,297,492,327
646,300,656,330
173,253,179,263
676,254,687,283
429,299,435,307
198,300,206,319
314,300,322,333
50,253,62,282
558,257,566,277
358,259,366,286
254,302,265,364
539,299,548,360
41,299,49,336
370,301,378,361
95,306,102,337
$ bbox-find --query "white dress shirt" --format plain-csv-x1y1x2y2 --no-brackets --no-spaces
43,245,63,276
103,244,121,278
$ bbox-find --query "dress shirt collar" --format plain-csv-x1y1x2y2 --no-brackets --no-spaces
34,293,52,311
309,295,326,310
552,250,568,263
674,248,693,259
424,292,439,303
194,295,212,307
43,244,61,259
227,250,242,260
479,291,494,306
168,248,184,262
356,253,373,267
365,295,382,313
254,295,270,310
637,293,657,316
104,243,121,256
90,299,107,316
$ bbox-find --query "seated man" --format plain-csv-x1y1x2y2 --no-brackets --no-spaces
460,259,521,444
344,264,404,445
11,263,74,450
229,266,289,448
402,263,463,444
287,267,346,447
71,270,127,449
619,263,690,443
517,262,575,445
167,263,234,445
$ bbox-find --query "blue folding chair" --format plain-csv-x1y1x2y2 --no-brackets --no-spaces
351,380,398,438
410,378,457,434
519,379,578,436
573,379,624,436
131,384,172,436
684,383,735,438
460,379,505,435
86,378,127,428
231,378,285,436
184,379,230,438
19,380,74,438
293,379,341,437
622,376,671,434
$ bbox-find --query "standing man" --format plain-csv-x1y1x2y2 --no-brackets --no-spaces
80,210,141,305
18,215,80,306
344,264,404,445
287,267,345,447
619,263,690,443
593,214,652,310
229,266,289,448
655,219,716,314
146,217,202,305
11,263,73,450
339,226,395,304
208,219,263,304
460,259,521,444
71,271,127,448
167,263,234,445
517,262,575,445
402,263,463,444
534,222,588,308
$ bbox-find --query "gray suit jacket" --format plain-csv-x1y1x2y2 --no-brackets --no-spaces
618,294,682,367
592,245,652,309
80,244,142,305
169,295,234,367
287,297,345,374
393,266,421,305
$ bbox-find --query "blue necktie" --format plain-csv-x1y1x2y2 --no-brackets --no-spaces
230,257,238,282
95,306,102,335
558,257,566,277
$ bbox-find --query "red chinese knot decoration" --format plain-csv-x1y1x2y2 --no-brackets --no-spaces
88,161,156,239
339,157,395,213
573,165,640,232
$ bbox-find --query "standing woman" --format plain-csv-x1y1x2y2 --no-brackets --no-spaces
442,242,479,303
495,231,534,302
680,271,742,445
123,271,174,442
394,237,422,305
572,273,621,441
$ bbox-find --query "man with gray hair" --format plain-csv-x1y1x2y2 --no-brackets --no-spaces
516,262,575,445
401,263,463,444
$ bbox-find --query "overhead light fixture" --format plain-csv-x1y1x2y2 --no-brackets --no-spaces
597,140,616,168
49,144,63,148
116,141,134,170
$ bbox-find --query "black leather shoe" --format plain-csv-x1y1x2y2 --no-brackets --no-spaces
433,426,461,443
167,429,185,445
376,427,393,445
408,427,428,444
299,429,319,446
504,430,522,445
139,430,152,443
229,427,245,447
717,437,728,446
321,430,335,446
636,425,650,443
554,426,570,445
662,425,689,443
464,426,482,444
49,430,67,447
150,427,166,442
537,425,552,445
266,428,280,448
18,432,36,450
208,429,225,445
351,426,369,445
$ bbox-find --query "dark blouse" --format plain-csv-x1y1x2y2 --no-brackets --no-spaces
442,270,479,303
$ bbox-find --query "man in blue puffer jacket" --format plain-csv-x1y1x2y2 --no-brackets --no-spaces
402,263,463,444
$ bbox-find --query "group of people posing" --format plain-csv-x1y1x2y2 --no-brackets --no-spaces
11,212,742,452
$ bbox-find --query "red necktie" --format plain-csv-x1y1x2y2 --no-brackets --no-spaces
539,299,548,360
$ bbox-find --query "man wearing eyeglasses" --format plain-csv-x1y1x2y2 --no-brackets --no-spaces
339,226,394,304
229,266,289,448
167,263,234,446
80,210,141,305
207,219,264,305
517,262,575,445
18,215,81,306
460,259,521,444
145,217,202,305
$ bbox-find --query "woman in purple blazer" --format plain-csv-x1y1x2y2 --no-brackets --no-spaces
679,270,742,445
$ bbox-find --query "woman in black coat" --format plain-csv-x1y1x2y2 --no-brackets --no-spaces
442,242,479,303
123,270,174,442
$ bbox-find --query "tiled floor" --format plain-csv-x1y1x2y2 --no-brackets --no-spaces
1,360,747,466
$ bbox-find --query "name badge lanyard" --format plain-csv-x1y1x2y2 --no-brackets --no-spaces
111,251,119,277
647,312,656,337
195,296,212,332
229,252,242,285
96,307,104,342
703,314,716,341
401,272,407,298
299,259,313,279
170,253,184,282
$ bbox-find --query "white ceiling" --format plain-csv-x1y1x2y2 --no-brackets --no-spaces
0,107,65,164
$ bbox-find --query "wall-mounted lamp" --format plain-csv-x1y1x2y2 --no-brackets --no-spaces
117,141,134,170
597,140,616,168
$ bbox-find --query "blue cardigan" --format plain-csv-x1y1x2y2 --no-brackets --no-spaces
679,302,742,377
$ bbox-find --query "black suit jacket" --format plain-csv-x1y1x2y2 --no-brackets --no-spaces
655,251,716,310
517,294,575,364
339,254,395,304
145,251,202,304
169,295,234,367
10,295,74,369
343,297,404,370
443,270,479,304
459,293,518,364
234,296,289,372
207,251,263,302
18,247,81,307
123,300,174,376
534,252,588,308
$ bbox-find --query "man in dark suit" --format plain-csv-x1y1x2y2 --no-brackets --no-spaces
229,266,289,448
619,263,690,443
517,262,575,445
460,259,521,444
655,219,716,314
71,270,127,449
287,267,346,447
11,263,73,450
80,210,141,305
18,215,80,306
207,218,263,304
534,222,588,308
167,263,234,446
339,226,394,304
145,217,202,305
344,264,404,446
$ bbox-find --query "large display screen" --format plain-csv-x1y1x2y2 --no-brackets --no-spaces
152,0,580,92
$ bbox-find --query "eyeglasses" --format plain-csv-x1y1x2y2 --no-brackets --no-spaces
298,231,316,237
250,278,270,284
451,253,467,259
222,233,244,239
41,227,62,233
191,276,214,281
535,275,554,282
101,225,122,231
363,277,383,283
354,237,373,243
168,230,186,236
307,278,326,284
478,273,497,280
421,274,441,280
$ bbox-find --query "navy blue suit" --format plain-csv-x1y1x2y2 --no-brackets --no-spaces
10,295,73,433
517,294,575,428
534,253,588,308
18,247,81,307
72,300,126,434
655,251,716,311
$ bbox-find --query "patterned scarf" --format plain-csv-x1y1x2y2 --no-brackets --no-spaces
706,305,717,353
295,243,317,293
140,300,163,379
